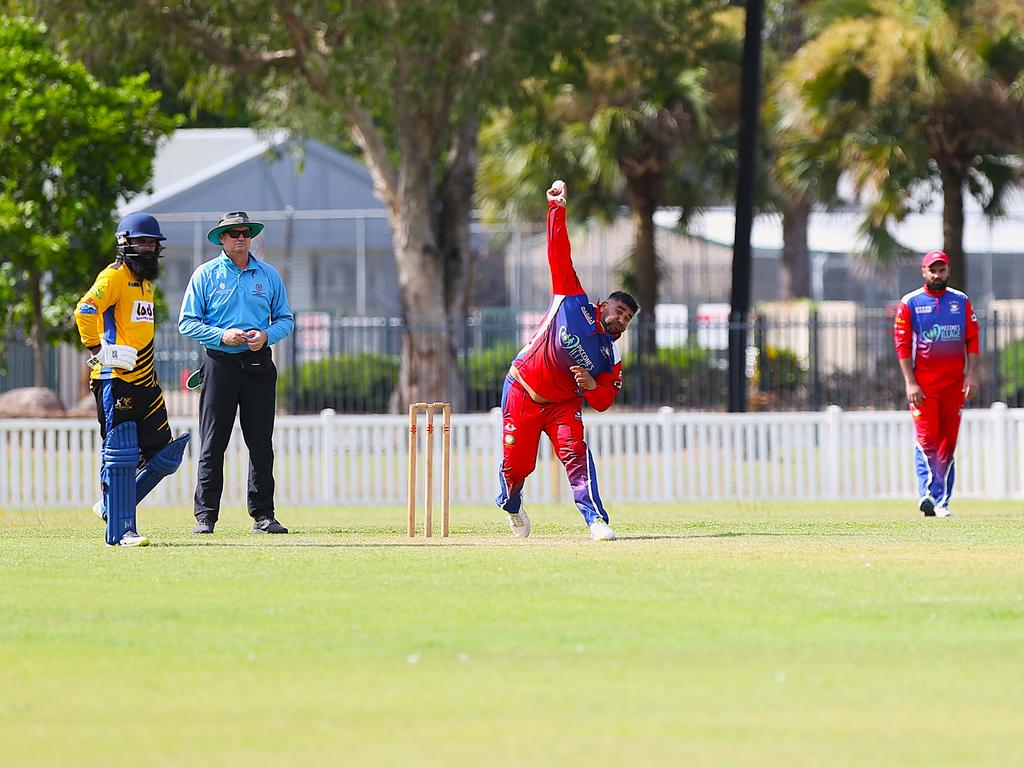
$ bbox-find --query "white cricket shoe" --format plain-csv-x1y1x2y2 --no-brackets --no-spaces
589,519,617,541
110,531,149,547
92,500,106,522
934,506,954,518
508,509,531,538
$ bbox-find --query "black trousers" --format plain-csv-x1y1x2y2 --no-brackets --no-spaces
194,349,277,522
91,378,172,462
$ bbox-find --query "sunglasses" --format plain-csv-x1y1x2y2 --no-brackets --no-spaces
224,229,252,239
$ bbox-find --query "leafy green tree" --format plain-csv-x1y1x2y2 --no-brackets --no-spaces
778,0,1024,289
0,16,177,386
22,0,585,410
478,0,738,354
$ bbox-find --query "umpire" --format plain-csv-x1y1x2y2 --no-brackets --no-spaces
178,211,295,534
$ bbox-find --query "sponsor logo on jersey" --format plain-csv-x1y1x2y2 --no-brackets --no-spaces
922,324,962,342
504,422,516,432
504,434,515,445
558,325,594,369
581,305,594,325
914,305,932,314
131,300,155,323
613,380,623,389
77,304,98,315
128,282,140,287
114,397,133,411
91,287,105,299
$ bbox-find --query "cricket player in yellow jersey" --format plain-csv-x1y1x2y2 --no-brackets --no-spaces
74,212,190,547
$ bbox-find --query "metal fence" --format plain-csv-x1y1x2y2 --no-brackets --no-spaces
157,308,1024,413
7,307,1024,413
2,404,1022,511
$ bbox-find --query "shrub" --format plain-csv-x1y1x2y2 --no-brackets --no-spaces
756,346,806,394
999,340,1024,405
464,342,520,410
621,345,728,409
279,352,399,413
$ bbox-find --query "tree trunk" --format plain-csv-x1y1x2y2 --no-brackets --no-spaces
780,196,812,299
388,194,462,413
439,120,477,336
939,162,967,291
624,174,661,357
29,268,47,387
383,123,474,413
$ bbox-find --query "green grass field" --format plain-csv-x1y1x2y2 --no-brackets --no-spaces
2,501,1023,767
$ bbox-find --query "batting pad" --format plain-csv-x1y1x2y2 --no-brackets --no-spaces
136,433,191,504
102,421,140,545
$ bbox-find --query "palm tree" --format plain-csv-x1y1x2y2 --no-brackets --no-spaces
778,0,1024,289
479,0,736,355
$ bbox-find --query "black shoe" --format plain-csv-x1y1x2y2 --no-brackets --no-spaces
193,520,215,534
253,518,288,534
919,497,935,517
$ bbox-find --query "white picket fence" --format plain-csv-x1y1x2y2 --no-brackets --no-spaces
2,404,1023,511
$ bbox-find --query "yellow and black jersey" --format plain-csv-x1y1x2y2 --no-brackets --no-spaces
74,261,158,385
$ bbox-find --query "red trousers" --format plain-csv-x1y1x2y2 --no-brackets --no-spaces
912,380,964,507
495,376,608,525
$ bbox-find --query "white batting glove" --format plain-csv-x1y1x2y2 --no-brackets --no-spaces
547,179,567,208
87,341,138,371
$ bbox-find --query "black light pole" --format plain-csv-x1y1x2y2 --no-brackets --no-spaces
728,0,766,413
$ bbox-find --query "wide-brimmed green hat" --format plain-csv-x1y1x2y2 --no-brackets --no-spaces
206,211,265,245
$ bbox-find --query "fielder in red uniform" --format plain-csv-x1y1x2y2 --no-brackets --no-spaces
496,181,639,540
893,250,979,517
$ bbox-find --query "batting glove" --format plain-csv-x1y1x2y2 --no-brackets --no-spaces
87,341,138,371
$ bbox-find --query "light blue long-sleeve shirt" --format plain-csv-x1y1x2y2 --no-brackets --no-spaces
178,252,295,353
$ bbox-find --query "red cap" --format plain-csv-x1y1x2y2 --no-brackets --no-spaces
922,250,949,267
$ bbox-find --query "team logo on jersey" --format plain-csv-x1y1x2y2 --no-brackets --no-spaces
949,301,960,313
131,300,155,323
914,305,932,314
91,287,105,299
558,325,594,369
922,324,962,342
254,282,266,297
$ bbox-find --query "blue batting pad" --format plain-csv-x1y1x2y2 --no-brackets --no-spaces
136,433,191,504
102,422,140,545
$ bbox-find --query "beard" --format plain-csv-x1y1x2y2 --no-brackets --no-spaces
928,278,947,291
124,255,160,281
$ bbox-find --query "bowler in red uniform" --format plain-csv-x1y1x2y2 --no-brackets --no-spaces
496,181,639,540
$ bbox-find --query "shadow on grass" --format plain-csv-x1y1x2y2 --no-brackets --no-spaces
147,528,863,548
